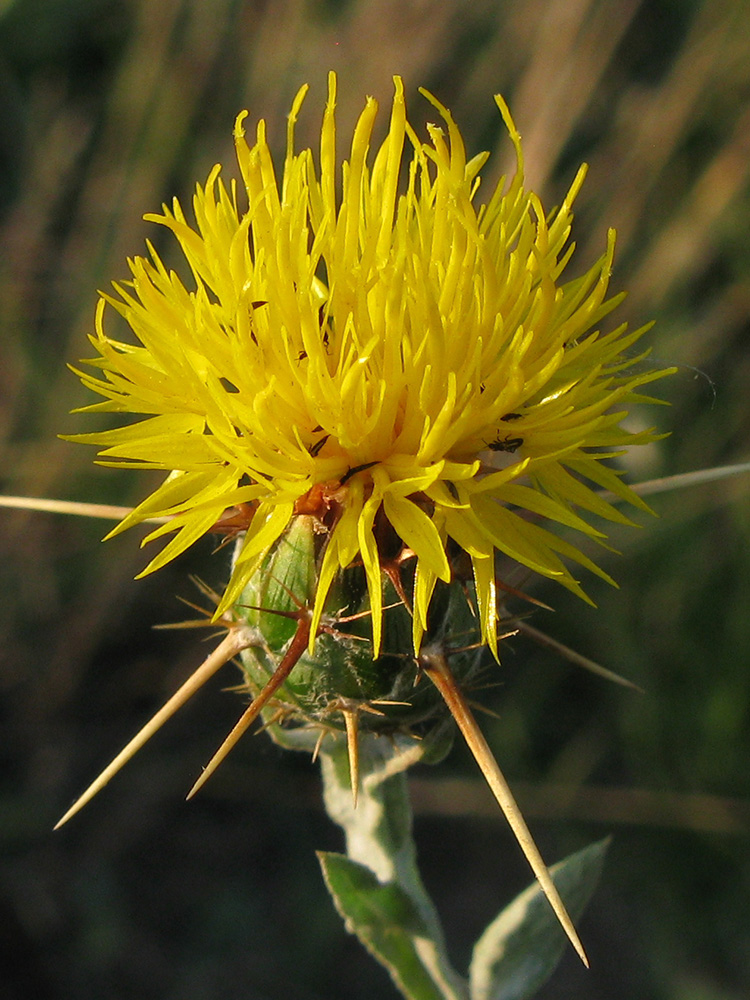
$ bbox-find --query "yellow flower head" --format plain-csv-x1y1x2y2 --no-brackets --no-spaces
70,72,671,656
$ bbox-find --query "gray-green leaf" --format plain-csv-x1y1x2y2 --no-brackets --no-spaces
319,852,467,1000
469,838,610,1000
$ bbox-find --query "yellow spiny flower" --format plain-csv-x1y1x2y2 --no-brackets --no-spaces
68,72,671,657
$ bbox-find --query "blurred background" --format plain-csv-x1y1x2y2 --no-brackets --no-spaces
1,0,749,997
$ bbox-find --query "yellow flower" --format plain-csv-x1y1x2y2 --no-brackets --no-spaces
69,72,671,657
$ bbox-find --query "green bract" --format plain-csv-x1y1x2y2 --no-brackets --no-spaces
236,515,479,744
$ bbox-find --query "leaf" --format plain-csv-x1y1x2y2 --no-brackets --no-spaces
469,838,610,1000
318,852,467,1000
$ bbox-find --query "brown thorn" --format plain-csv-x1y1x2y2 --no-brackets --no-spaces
263,572,307,611
153,606,231,634
465,698,504,722
210,533,238,556
174,594,217,616
254,706,288,735
187,575,223,605
186,616,311,800
496,576,554,612
382,560,413,614
311,727,327,764
341,706,360,808
327,631,370,644
236,603,301,621
358,702,389,714
54,627,254,829
330,600,402,625
446,627,518,656
152,583,225,632
420,648,589,967
152,620,224,632
231,571,310,624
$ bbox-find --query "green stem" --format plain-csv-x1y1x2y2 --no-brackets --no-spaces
319,733,468,1000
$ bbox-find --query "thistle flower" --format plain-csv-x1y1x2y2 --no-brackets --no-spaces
62,74,674,964
68,72,668,659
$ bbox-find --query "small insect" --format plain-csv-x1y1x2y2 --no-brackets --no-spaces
487,435,524,453
340,461,378,485
500,412,522,421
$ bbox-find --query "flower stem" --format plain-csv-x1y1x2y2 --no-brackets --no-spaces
319,733,469,1000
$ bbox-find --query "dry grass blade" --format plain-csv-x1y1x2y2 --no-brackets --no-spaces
624,462,750,500
516,621,645,693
